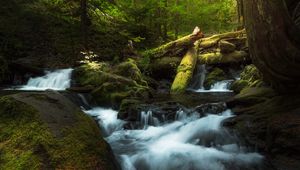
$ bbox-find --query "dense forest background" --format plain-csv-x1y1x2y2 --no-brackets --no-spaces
0,0,239,69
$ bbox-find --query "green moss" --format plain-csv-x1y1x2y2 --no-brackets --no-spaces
230,64,263,93
113,59,148,86
230,80,249,93
171,48,197,94
198,51,248,65
74,62,151,106
73,62,111,87
0,96,116,169
204,67,227,89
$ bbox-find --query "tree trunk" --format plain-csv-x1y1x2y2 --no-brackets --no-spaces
243,0,300,92
81,0,89,49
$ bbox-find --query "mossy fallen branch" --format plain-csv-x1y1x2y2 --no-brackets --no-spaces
198,50,248,65
143,27,204,59
171,48,197,94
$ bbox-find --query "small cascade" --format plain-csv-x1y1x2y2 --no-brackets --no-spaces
209,80,233,92
19,68,73,91
190,64,206,89
140,111,154,129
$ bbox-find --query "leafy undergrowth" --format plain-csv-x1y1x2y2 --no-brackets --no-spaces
0,96,116,169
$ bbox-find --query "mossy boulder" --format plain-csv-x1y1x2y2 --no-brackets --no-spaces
73,62,111,87
112,59,147,86
0,92,119,170
230,64,263,93
204,67,227,89
74,61,151,107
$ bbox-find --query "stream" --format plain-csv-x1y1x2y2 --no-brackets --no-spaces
7,69,264,170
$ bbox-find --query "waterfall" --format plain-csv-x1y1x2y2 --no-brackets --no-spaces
19,68,73,91
84,107,264,170
190,64,206,89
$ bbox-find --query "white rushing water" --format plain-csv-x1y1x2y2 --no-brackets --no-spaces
84,108,263,170
189,64,233,93
19,68,73,91
194,80,233,93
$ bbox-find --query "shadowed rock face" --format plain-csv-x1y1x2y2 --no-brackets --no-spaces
225,87,300,170
0,91,120,170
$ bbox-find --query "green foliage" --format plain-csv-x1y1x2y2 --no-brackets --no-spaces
114,0,238,46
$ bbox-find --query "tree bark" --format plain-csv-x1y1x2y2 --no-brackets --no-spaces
243,0,300,92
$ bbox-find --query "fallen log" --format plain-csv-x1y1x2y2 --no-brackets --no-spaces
198,50,248,65
144,27,204,59
196,29,246,49
171,47,197,94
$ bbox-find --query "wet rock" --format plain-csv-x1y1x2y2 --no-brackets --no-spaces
194,102,227,116
118,100,190,128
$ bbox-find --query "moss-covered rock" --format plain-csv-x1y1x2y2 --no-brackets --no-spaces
74,61,151,107
204,67,227,89
0,92,119,170
230,64,263,93
229,80,249,93
112,59,148,86
73,62,111,87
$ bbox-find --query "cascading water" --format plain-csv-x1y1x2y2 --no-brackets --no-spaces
190,64,233,92
195,80,233,92
19,68,73,91
84,107,264,170
190,64,206,89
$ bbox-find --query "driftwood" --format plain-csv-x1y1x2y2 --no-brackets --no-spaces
171,47,197,94
195,29,246,49
145,27,204,59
